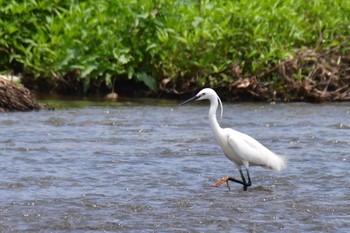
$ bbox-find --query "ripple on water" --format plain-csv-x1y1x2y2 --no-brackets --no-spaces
0,102,349,232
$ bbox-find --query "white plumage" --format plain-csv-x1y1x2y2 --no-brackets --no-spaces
181,88,286,191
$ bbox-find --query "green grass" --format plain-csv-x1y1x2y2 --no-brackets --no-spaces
0,0,349,95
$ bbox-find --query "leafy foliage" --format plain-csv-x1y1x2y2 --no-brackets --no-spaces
0,0,349,94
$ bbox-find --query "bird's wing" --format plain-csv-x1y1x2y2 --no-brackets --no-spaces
225,129,274,168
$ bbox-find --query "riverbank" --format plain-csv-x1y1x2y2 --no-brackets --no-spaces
1,41,349,113
16,43,350,103
1,1,349,103
158,44,350,102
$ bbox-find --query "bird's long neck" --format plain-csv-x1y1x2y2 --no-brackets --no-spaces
208,98,221,134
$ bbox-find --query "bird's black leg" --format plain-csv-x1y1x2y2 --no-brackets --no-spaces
226,177,246,186
214,168,252,191
239,168,252,191
245,168,252,187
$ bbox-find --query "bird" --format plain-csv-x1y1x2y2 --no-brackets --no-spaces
180,88,286,191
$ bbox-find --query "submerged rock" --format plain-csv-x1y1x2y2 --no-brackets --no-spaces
105,92,119,101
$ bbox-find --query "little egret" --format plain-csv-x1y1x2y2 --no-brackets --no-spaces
180,88,286,191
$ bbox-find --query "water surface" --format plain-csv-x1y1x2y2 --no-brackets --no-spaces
0,100,349,232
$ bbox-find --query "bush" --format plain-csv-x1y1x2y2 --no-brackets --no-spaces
0,0,349,95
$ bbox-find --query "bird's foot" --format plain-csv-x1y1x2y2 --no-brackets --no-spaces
213,176,231,190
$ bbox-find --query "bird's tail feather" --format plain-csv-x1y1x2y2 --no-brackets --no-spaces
267,153,287,171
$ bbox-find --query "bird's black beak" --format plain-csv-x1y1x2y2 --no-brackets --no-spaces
180,95,200,106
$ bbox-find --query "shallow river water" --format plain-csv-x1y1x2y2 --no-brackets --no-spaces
0,99,349,232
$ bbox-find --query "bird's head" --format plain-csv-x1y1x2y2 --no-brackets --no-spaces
180,88,223,119
180,88,213,104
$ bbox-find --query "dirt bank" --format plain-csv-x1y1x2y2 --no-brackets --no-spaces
0,77,40,112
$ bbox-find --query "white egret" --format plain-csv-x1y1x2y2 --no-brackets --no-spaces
180,88,286,191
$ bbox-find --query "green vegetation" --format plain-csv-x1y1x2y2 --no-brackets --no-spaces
0,0,349,100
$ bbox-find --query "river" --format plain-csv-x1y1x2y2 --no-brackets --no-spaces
0,99,349,232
